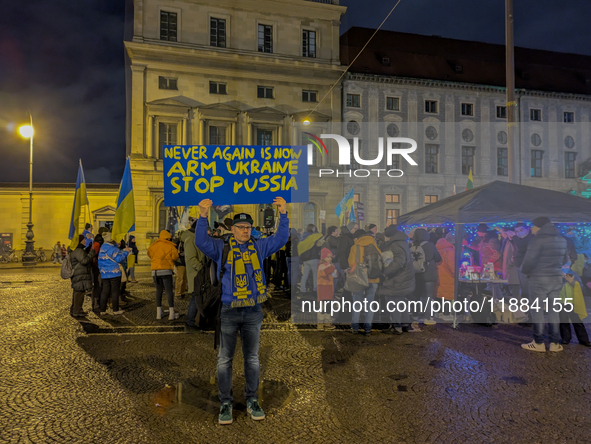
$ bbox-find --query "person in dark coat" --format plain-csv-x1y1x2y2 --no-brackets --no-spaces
286,228,300,292
90,233,104,312
337,225,355,302
411,228,442,327
70,235,96,317
512,223,535,309
379,225,416,334
520,217,569,352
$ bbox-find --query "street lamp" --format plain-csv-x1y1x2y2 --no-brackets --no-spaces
18,111,35,266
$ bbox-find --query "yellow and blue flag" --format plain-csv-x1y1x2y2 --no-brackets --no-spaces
68,160,90,249
112,157,135,242
335,189,354,225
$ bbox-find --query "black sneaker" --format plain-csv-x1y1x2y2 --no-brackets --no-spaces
184,325,200,334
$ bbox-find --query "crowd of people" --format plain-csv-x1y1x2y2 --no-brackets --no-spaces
61,208,591,425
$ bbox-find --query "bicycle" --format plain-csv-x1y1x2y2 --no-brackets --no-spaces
0,249,18,263
36,248,47,262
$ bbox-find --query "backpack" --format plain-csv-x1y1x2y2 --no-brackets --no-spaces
410,241,428,273
364,243,384,280
193,242,231,349
60,252,74,279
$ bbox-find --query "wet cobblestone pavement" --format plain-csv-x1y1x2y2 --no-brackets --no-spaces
2,270,591,443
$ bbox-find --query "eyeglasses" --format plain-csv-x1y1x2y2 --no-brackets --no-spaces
233,225,252,231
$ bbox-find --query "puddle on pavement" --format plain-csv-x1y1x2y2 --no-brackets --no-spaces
150,379,293,415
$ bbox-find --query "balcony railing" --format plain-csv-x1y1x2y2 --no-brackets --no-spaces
304,0,339,4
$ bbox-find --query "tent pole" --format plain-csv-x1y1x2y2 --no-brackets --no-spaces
453,223,464,328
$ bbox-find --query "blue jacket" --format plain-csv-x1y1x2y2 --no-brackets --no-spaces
98,242,129,279
195,212,289,305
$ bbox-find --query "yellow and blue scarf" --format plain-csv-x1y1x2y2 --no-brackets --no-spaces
228,237,267,308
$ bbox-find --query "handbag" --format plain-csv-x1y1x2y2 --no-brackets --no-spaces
344,245,369,292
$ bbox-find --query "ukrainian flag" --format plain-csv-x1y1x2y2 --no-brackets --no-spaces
335,188,354,225
68,160,90,249
112,157,135,242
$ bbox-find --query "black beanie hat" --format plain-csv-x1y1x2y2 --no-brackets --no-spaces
532,216,551,228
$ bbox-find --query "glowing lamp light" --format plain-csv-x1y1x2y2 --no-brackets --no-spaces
19,125,33,138
303,119,311,126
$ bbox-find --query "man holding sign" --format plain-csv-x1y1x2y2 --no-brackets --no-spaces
195,197,289,425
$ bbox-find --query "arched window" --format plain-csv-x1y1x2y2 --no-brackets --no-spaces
303,202,316,227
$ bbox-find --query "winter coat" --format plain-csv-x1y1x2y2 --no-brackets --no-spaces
326,235,339,256
98,242,129,279
564,236,578,264
435,238,455,300
148,231,179,271
70,244,96,292
377,230,415,298
501,238,519,284
317,261,336,301
412,229,441,283
92,241,101,267
298,233,322,262
512,232,534,269
559,278,587,320
348,234,381,284
337,228,354,269
181,229,204,294
476,232,502,271
288,228,299,257
521,223,568,277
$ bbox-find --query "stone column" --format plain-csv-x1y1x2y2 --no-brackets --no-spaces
480,98,492,182
130,64,146,157
548,105,558,178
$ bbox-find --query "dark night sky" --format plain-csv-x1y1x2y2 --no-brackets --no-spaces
1,0,590,184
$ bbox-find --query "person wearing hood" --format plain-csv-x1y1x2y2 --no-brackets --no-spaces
559,269,590,347
411,228,442,328
348,229,381,335
69,234,97,317
90,233,104,313
148,230,180,320
379,225,415,334
98,232,131,316
435,233,455,320
520,217,569,352
182,220,205,333
298,224,322,293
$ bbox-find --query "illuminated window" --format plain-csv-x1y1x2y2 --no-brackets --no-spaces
160,11,177,41
385,194,400,203
386,209,399,226
425,195,438,204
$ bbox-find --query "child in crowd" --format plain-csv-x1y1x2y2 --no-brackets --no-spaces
317,248,337,330
559,269,590,347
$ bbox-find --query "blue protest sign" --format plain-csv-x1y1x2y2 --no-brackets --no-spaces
163,145,309,206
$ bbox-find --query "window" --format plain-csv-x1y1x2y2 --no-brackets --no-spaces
209,81,227,95
564,112,575,123
302,90,317,102
354,193,360,203
461,103,474,116
531,150,543,177
425,195,438,204
160,11,177,42
497,131,507,144
303,202,316,227
257,86,273,99
158,201,167,232
388,151,401,169
425,126,438,140
386,123,399,137
497,148,508,176
462,147,475,175
565,136,575,149
209,126,226,145
210,18,226,47
256,129,273,145
158,122,177,158
386,209,399,226
531,133,542,147
496,106,507,119
158,76,177,90
258,24,273,53
425,100,438,113
565,152,577,178
345,139,360,171
386,97,400,111
530,109,541,121
346,94,360,108
425,144,438,173
347,121,360,135
302,30,316,58
385,194,400,203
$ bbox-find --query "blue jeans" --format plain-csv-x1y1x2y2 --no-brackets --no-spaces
300,259,318,292
186,292,197,327
386,292,413,328
528,275,562,344
218,304,264,404
351,283,378,332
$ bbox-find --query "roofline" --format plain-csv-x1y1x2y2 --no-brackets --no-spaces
344,72,591,101
0,182,120,189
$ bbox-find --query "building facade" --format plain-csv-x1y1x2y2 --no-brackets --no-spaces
124,0,348,257
340,28,591,231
